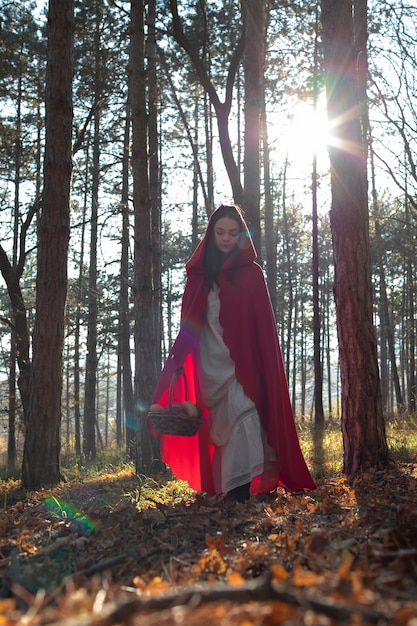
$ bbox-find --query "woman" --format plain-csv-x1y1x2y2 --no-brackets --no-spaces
150,205,315,501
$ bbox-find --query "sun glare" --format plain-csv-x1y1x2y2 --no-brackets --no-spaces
269,100,333,166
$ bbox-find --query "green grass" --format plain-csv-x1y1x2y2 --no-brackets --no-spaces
125,475,195,509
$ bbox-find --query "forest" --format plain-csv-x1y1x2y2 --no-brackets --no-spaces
0,0,416,490
1,1,417,624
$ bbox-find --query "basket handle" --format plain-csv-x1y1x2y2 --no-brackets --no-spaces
168,366,188,407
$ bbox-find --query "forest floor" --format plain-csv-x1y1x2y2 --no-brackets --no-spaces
0,459,417,626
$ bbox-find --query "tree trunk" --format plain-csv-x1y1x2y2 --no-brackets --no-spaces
22,0,74,489
321,0,388,474
312,148,324,424
324,277,334,418
148,0,163,433
8,72,23,468
312,9,324,425
130,0,157,471
300,312,307,419
281,160,294,380
405,199,416,412
73,185,88,457
242,0,265,255
192,95,200,250
120,102,135,456
8,339,17,470
204,90,214,216
262,93,278,313
83,6,102,460
83,115,99,460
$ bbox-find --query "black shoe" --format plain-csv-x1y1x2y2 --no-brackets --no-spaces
228,482,250,503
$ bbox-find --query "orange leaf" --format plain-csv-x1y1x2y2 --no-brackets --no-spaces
293,564,321,587
267,601,298,624
337,550,355,579
0,598,16,613
295,518,304,534
270,563,290,582
199,549,227,575
227,572,245,586
146,576,170,593
205,533,228,555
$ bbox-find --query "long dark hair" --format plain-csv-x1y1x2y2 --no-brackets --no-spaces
202,205,244,288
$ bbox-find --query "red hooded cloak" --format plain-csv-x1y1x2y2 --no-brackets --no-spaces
150,209,316,494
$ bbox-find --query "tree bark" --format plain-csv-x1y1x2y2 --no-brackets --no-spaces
130,0,158,471
281,160,294,381
404,199,416,412
73,190,88,457
312,7,324,425
22,0,74,489
120,102,135,456
83,5,102,460
148,0,163,434
321,0,388,474
262,97,278,313
242,0,265,256
83,113,99,460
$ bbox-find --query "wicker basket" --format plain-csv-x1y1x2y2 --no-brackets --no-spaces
148,367,203,437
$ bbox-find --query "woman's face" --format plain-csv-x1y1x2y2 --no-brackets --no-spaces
213,216,241,254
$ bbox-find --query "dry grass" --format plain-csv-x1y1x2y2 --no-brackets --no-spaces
297,412,417,481
1,415,416,488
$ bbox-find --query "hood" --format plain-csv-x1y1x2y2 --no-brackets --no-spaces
185,206,257,276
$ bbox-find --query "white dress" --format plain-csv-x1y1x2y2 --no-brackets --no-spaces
198,286,276,494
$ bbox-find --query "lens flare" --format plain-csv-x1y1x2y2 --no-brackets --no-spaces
125,410,140,430
135,399,148,414
44,496,97,534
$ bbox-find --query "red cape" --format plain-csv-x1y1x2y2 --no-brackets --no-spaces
150,212,316,494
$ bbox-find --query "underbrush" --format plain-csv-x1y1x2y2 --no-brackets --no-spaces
385,411,417,462
297,418,343,479
59,447,135,481
297,412,417,479
1,415,416,493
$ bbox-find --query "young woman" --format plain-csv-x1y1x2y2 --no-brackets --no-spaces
150,205,315,501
